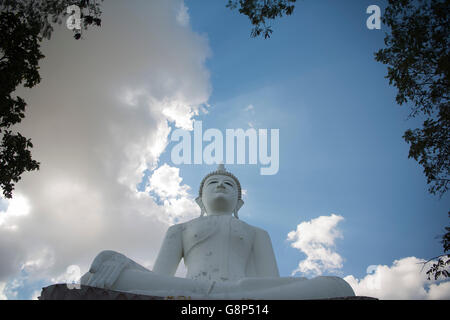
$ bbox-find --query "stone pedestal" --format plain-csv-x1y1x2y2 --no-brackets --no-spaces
39,284,164,300
39,284,377,300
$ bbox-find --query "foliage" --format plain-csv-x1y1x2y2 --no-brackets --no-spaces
375,0,449,280
226,0,297,38
375,0,449,196
425,213,450,280
0,0,103,198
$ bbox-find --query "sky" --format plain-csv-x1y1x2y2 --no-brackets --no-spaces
0,0,449,300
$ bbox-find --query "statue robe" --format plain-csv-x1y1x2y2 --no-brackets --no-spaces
153,215,280,282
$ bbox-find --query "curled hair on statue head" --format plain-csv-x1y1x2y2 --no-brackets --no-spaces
198,164,242,201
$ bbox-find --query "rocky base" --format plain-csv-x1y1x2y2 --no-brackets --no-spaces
39,284,378,300
39,284,164,300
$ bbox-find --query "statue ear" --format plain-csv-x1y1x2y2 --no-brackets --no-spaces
233,199,244,219
236,199,244,212
195,196,206,217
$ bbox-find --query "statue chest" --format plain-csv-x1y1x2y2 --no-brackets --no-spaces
182,216,255,281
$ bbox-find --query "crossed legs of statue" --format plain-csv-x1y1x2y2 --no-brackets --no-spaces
80,250,355,299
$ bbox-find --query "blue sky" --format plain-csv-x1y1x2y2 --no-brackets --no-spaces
0,0,448,300
161,0,449,279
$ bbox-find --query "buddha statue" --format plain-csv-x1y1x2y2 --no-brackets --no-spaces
80,164,355,299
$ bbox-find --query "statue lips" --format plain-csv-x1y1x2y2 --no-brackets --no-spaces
211,187,233,210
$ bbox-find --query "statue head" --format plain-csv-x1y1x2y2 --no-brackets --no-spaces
196,164,244,218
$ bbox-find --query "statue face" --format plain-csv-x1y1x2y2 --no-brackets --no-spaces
201,174,238,215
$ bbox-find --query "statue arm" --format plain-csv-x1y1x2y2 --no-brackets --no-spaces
152,224,183,277
251,228,280,277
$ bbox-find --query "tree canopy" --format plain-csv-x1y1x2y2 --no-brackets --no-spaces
0,0,103,198
375,0,449,279
226,0,297,38
375,0,449,197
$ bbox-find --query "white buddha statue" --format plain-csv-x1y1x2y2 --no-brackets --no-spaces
80,164,355,299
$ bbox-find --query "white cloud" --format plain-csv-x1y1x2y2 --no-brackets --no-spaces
162,99,198,131
0,282,7,300
244,104,255,112
0,194,31,229
0,0,210,298
21,247,55,275
50,265,83,287
243,104,256,128
427,281,450,299
344,257,450,300
148,163,199,224
161,196,199,225
176,1,190,27
30,290,41,300
287,214,345,276
1,278,21,299
148,163,190,199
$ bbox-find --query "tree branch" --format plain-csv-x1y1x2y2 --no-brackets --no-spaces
418,254,450,273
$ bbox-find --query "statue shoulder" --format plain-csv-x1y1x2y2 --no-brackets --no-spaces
164,223,185,238
254,226,271,240
235,219,268,235
253,225,270,236
183,216,204,225
167,217,203,230
239,221,272,243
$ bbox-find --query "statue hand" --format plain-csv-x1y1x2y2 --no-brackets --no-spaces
85,250,129,290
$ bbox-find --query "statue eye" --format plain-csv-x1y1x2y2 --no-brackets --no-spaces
225,182,233,186
207,180,218,185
